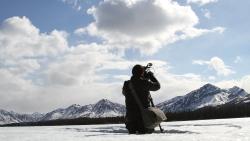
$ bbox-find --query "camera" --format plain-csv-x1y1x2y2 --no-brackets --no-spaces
143,63,153,79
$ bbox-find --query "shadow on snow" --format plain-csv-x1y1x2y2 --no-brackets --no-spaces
168,123,242,129
64,125,200,136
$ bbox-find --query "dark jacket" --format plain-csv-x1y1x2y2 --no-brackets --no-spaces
122,73,160,121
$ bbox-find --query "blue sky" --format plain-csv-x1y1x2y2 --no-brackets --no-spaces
0,0,250,113
157,0,250,77
0,0,92,32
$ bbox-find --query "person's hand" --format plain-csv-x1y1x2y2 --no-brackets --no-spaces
147,71,154,78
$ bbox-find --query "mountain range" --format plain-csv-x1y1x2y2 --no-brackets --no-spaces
0,99,125,125
157,84,249,113
1,83,249,125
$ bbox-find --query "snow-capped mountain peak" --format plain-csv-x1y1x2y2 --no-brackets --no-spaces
157,84,249,113
91,99,126,118
191,83,221,96
94,99,112,107
0,109,44,125
228,86,248,98
201,83,220,90
66,104,82,111
68,104,81,108
41,99,125,121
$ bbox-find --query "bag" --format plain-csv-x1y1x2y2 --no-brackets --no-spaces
141,107,167,129
128,81,167,129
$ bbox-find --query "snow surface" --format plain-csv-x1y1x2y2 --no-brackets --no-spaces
0,118,250,141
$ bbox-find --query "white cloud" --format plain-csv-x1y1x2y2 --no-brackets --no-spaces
0,69,38,112
234,56,242,64
204,11,211,19
113,75,130,81
241,75,250,92
193,57,235,76
208,76,216,80
43,43,132,86
75,0,224,55
0,16,68,77
187,0,218,6
201,9,211,19
0,17,72,112
0,16,67,57
0,16,149,112
0,16,242,114
0,15,132,112
61,0,85,11
215,75,250,93
0,17,205,112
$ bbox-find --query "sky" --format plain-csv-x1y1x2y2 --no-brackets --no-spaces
0,0,250,113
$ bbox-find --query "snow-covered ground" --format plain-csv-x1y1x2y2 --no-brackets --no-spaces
0,118,250,141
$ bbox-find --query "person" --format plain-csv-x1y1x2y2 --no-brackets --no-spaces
122,64,161,134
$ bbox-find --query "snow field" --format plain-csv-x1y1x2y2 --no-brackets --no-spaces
0,118,250,141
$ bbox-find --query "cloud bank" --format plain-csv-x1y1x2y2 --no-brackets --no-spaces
0,16,207,112
75,0,224,55
0,1,246,113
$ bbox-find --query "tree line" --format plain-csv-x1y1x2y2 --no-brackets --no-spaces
166,102,250,121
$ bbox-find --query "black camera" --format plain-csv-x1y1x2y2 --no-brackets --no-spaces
143,63,153,79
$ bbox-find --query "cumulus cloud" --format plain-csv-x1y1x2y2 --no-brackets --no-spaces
201,9,211,19
43,43,133,86
0,69,39,112
0,17,127,111
0,16,67,57
187,0,218,6
0,16,205,112
0,16,242,113
193,57,235,76
75,0,224,55
0,16,162,112
234,56,242,64
0,16,68,77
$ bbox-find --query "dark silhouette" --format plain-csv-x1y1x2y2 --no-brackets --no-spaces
122,64,160,134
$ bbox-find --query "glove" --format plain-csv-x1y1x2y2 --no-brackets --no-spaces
144,71,154,79
147,71,154,77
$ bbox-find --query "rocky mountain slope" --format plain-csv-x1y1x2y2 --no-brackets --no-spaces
0,99,125,125
157,84,249,113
